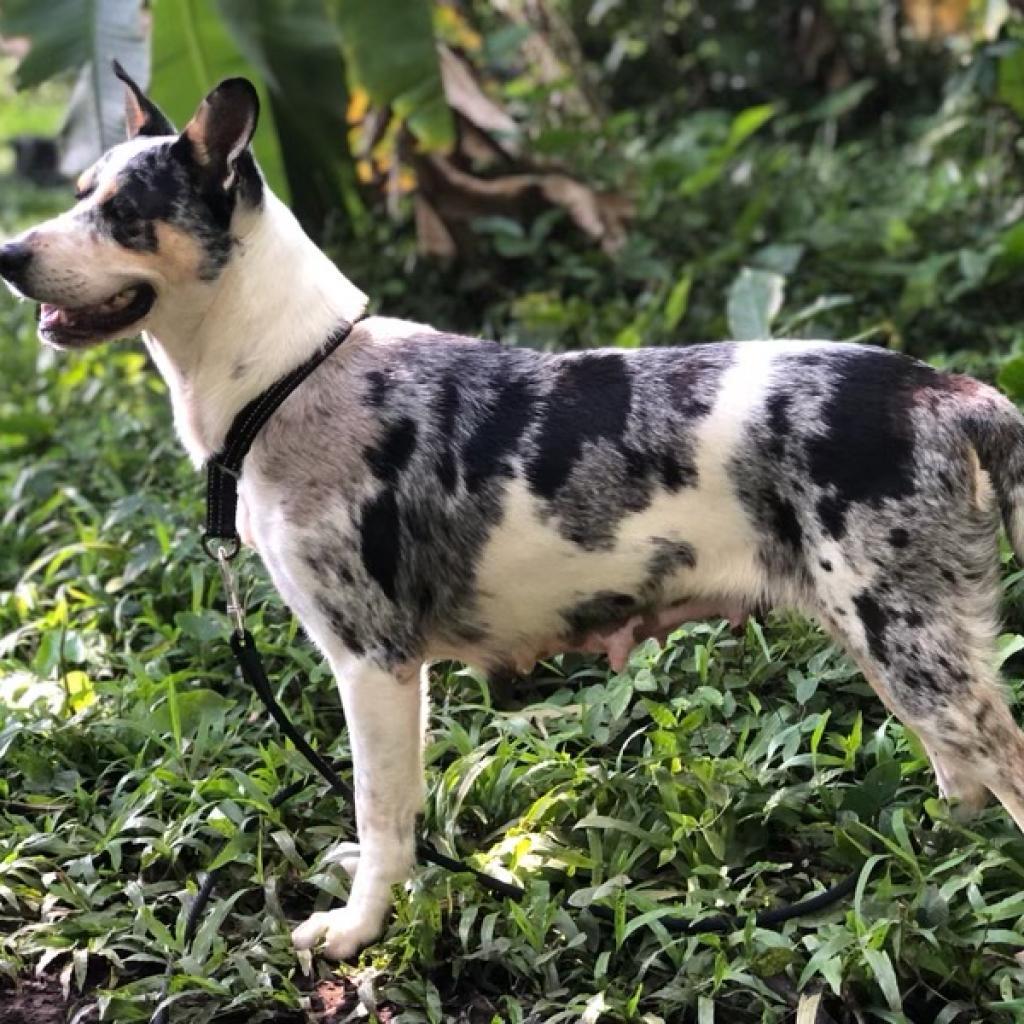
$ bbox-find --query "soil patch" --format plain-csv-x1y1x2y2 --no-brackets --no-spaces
0,977,68,1024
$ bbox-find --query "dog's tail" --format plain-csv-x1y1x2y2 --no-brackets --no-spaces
958,379,1024,563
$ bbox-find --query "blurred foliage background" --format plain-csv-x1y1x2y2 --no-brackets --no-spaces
7,1,1024,1023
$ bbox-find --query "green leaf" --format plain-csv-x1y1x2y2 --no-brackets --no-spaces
998,356,1024,402
863,948,902,1012
726,104,775,149
214,0,367,234
1,0,149,165
664,272,693,330
727,268,785,339
328,0,453,150
999,46,1024,120
149,688,232,737
843,759,900,819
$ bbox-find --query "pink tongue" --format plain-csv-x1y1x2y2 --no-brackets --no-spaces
40,304,63,327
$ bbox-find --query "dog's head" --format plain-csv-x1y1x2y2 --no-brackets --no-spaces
0,62,262,349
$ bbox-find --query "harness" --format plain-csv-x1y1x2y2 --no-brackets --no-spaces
151,315,858,1024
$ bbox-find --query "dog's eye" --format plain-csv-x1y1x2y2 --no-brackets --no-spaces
74,182,95,202
102,195,135,222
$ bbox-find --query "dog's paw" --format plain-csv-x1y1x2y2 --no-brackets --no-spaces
291,907,381,961
322,841,361,878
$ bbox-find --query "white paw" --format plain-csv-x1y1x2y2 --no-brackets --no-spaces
291,906,382,960
322,841,361,878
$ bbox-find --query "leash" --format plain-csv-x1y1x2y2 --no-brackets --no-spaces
150,315,860,1022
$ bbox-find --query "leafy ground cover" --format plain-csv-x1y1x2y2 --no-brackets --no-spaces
8,12,1024,1023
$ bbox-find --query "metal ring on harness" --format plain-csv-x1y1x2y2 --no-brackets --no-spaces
202,533,240,562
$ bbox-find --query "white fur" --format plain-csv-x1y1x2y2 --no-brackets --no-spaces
143,191,369,465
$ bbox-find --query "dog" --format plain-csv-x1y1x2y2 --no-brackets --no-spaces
4,67,1024,960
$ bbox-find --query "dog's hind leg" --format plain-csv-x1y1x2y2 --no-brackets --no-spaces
816,525,1024,827
852,659,990,816
292,657,425,960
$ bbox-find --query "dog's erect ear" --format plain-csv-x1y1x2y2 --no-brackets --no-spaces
112,60,175,139
177,78,259,191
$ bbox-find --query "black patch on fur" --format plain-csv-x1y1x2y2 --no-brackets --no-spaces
528,353,632,500
563,591,638,637
365,371,393,408
430,375,462,492
463,376,536,493
765,393,792,459
360,490,401,601
364,417,418,484
436,450,458,493
808,350,933,525
646,538,697,586
316,596,365,656
854,590,889,665
434,376,460,435
819,559,833,573
669,346,734,418
91,139,262,278
764,488,802,552
889,527,909,548
816,494,847,540
659,453,691,491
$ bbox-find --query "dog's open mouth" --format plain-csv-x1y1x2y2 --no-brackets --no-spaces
38,283,156,348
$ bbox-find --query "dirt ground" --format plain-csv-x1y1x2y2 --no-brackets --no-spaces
0,974,379,1024
0,977,68,1024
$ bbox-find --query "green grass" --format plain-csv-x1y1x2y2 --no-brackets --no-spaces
8,29,1024,1024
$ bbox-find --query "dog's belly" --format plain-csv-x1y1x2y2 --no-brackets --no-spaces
431,443,765,672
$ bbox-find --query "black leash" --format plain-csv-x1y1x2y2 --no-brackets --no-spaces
150,315,859,1022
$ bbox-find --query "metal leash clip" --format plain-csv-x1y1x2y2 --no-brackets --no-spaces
216,545,246,638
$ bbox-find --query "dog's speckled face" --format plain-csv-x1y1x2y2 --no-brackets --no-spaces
0,65,262,349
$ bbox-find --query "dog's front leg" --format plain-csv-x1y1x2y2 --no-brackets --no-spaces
292,657,424,960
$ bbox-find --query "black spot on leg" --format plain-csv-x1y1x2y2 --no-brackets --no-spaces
360,490,400,601
905,668,941,694
364,417,418,484
528,353,632,500
854,590,890,665
819,559,833,573
904,609,923,628
316,596,366,657
889,527,909,548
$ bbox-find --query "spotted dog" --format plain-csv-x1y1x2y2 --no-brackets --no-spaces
4,67,1024,960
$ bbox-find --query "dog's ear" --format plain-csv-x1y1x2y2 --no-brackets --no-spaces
112,60,175,139
177,78,260,191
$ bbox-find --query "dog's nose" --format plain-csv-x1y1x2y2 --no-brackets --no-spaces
0,241,33,284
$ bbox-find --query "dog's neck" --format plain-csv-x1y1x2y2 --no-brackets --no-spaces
143,190,368,466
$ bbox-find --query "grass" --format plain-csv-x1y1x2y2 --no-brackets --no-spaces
7,37,1024,1024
